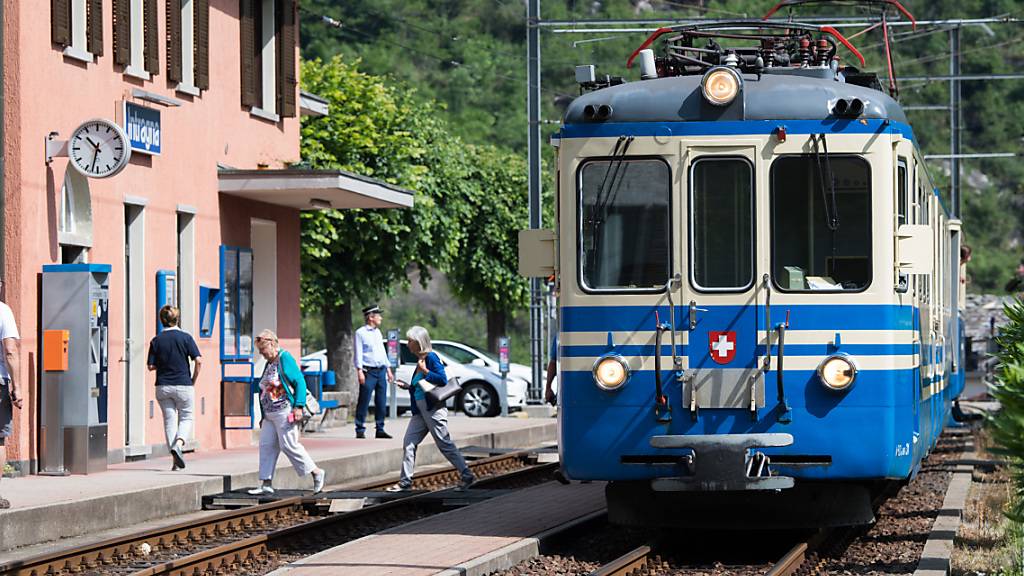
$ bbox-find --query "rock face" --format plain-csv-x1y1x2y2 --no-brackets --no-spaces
963,293,1014,340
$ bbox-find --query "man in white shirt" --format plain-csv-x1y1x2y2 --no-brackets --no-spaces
353,304,394,439
0,281,21,509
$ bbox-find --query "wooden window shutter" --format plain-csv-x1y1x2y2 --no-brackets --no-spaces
166,0,182,82
51,0,71,47
276,0,298,118
144,0,159,74
87,0,104,56
113,0,130,66
239,0,259,108
195,0,210,90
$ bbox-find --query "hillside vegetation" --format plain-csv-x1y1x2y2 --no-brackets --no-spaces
299,0,1024,292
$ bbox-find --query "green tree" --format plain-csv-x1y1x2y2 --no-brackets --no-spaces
446,144,531,352
300,56,470,396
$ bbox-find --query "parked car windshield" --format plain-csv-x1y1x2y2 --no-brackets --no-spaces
434,343,481,364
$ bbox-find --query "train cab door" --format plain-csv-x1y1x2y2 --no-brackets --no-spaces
680,145,762,420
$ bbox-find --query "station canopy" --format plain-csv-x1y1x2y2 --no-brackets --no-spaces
218,167,415,210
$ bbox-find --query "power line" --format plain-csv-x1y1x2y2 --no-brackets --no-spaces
300,6,569,98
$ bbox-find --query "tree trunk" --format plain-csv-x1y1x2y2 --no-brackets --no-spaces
323,301,356,400
486,308,506,354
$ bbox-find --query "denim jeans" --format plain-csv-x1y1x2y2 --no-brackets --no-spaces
355,366,388,434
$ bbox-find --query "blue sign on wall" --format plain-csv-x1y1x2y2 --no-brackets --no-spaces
123,101,161,155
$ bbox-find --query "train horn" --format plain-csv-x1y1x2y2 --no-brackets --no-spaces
833,98,865,118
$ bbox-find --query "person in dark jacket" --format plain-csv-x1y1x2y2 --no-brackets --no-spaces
387,326,476,492
147,306,202,470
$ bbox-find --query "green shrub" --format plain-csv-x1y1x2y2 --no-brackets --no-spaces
988,297,1024,522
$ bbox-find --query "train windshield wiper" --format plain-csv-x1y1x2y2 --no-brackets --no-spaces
813,133,841,278
591,136,635,263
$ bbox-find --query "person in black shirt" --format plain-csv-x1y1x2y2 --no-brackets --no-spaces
148,306,202,470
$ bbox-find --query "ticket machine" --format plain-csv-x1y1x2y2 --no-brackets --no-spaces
40,264,110,475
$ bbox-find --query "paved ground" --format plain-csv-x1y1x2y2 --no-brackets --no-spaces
268,481,606,576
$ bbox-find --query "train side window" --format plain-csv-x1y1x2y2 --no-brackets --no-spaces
897,159,908,226
690,157,753,290
770,155,872,292
578,158,671,291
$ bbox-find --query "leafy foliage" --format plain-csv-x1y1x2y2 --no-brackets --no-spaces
446,144,530,319
300,56,470,311
988,297,1024,521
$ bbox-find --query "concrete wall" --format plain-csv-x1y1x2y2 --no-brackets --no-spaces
2,0,303,470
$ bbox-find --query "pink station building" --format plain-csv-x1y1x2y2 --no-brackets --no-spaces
2,0,411,475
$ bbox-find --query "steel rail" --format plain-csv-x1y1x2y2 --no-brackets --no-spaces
589,545,652,576
766,541,809,576
0,498,307,576
0,448,554,576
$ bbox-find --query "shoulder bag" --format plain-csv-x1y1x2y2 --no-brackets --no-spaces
426,376,462,405
279,365,320,421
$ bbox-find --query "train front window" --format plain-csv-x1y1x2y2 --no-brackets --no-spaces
579,158,671,291
691,157,754,290
771,155,872,291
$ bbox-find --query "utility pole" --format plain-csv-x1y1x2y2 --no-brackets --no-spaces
527,0,544,402
950,26,962,219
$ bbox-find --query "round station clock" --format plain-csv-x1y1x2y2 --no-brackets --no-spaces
68,119,132,178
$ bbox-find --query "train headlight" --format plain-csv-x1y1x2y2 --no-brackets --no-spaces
593,355,630,391
701,67,741,106
817,354,858,391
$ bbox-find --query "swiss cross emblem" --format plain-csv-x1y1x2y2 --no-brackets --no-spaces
709,331,737,364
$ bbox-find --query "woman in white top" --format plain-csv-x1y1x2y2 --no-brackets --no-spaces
248,329,326,495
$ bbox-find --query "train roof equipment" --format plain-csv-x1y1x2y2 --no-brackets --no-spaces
568,18,912,126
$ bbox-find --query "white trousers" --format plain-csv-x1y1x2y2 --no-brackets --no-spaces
156,385,194,449
400,398,471,486
258,408,318,481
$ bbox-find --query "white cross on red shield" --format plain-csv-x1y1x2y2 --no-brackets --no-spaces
709,331,737,364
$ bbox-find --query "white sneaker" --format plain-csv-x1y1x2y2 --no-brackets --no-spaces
385,483,409,492
247,484,275,495
312,470,326,494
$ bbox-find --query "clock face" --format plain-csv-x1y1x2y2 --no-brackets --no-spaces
69,119,131,178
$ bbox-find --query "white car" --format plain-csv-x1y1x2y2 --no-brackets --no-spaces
432,340,535,386
300,344,527,417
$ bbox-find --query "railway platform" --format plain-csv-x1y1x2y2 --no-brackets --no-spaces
267,480,606,576
0,414,556,554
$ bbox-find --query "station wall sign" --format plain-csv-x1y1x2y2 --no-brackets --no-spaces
123,101,161,156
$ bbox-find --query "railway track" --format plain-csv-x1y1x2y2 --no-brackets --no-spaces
0,448,556,576
586,538,811,576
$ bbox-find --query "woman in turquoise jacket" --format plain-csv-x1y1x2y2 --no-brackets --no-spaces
248,329,326,495
387,326,476,491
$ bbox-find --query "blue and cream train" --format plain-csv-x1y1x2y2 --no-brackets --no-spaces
521,20,966,527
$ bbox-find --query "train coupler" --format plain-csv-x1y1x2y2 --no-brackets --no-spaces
649,433,794,491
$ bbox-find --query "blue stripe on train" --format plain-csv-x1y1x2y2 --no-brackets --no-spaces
559,118,916,142
559,343,919,357
561,304,917,333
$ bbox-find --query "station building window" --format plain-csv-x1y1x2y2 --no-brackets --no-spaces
771,155,872,292
690,157,754,291
112,0,160,80
239,0,298,120
578,158,671,292
51,0,104,63
167,0,211,95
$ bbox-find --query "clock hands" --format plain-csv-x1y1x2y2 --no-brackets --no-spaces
89,139,100,173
